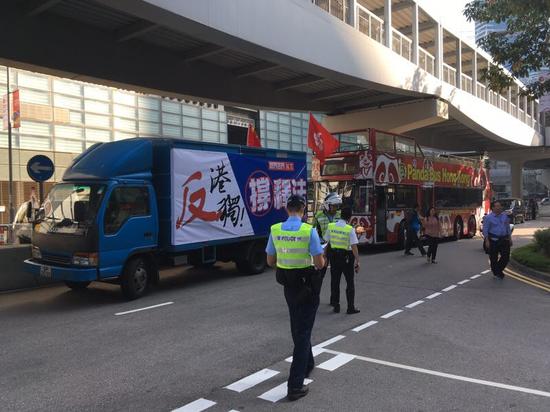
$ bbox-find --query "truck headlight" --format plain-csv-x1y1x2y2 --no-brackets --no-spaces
32,246,42,259
72,252,98,267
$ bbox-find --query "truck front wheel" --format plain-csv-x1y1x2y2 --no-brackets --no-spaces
120,257,149,300
236,241,266,275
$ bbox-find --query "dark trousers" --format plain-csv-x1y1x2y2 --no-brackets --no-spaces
425,236,439,261
489,238,510,277
329,250,355,309
405,228,426,255
284,284,320,390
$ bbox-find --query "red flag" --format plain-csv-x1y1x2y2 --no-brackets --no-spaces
307,113,339,161
246,124,261,148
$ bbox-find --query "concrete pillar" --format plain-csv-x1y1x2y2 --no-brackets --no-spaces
523,95,528,122
472,51,478,96
348,0,357,27
434,23,443,79
515,84,521,117
530,99,535,127
411,3,419,65
510,159,524,198
384,0,392,48
455,39,462,88
507,86,512,113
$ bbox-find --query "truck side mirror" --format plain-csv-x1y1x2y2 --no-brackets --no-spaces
74,201,88,222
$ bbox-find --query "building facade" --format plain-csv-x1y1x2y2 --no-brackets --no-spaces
0,65,313,224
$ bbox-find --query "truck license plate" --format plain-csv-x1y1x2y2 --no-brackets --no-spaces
39,265,52,279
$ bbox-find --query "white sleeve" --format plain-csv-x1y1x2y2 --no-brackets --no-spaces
350,228,359,245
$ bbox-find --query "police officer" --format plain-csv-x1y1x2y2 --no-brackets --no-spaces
266,194,325,401
313,192,342,242
325,206,360,314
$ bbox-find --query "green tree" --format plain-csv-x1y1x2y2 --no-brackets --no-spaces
464,0,550,98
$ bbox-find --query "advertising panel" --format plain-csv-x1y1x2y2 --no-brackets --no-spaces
171,149,306,246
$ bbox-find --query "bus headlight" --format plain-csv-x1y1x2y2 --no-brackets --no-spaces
32,246,42,260
72,252,98,267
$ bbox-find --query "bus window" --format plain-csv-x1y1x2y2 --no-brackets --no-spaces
387,185,417,209
395,137,416,155
375,132,395,153
434,188,482,208
352,181,373,214
314,180,372,215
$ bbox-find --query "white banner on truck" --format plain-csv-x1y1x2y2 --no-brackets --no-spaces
171,149,254,246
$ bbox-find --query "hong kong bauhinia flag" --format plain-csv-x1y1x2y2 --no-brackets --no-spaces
307,113,339,161
247,125,261,148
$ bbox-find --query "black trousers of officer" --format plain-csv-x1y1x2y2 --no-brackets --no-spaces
330,249,355,310
488,237,510,277
280,268,320,390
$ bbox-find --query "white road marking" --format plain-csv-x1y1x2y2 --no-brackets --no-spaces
172,398,216,412
471,274,482,279
441,285,457,292
285,346,324,363
425,292,442,299
352,320,378,332
115,302,174,316
323,349,550,399
228,410,240,412
317,353,355,371
224,369,279,393
481,269,491,274
314,335,346,348
258,379,312,402
380,309,403,319
405,300,424,309
457,279,471,285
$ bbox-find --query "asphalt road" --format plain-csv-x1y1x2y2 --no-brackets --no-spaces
1,221,549,412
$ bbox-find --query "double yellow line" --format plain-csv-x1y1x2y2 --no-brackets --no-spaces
503,267,550,292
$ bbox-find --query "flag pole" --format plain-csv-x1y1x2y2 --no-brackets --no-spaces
6,66,14,231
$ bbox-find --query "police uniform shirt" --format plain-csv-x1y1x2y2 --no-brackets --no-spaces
324,219,359,250
266,216,324,258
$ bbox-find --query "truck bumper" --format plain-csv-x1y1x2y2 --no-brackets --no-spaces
24,259,98,282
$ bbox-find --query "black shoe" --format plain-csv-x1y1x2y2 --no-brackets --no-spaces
405,251,414,256
347,307,360,314
305,364,314,378
287,386,309,401
333,304,340,313
431,260,437,264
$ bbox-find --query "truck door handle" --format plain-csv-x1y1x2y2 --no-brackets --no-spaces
144,232,153,238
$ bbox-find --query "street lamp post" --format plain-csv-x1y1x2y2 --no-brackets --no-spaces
5,67,15,234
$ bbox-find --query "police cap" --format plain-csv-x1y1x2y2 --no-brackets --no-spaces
286,194,306,208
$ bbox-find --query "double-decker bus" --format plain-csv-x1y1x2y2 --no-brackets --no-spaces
311,129,491,247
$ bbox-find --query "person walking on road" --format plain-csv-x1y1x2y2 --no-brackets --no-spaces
325,207,360,314
483,200,512,279
266,194,325,401
405,203,426,256
422,207,441,264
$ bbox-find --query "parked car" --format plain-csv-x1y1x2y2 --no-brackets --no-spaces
539,197,550,217
12,201,33,244
497,198,526,224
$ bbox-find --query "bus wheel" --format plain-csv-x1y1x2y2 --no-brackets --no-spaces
236,241,266,275
65,281,91,290
467,216,476,238
453,218,463,240
121,256,149,300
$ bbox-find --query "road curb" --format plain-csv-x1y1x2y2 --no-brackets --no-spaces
509,258,550,284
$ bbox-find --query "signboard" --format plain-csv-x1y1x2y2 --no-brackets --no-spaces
171,149,306,246
27,155,55,182
12,89,20,129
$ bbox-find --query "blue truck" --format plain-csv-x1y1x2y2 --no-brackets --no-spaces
25,138,307,299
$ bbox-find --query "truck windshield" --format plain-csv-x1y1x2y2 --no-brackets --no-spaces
36,184,105,236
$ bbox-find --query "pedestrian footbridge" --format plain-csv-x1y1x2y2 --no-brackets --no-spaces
0,0,544,152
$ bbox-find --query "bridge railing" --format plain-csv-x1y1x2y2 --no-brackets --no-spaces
356,3,383,44
443,63,456,87
418,47,435,75
311,0,539,132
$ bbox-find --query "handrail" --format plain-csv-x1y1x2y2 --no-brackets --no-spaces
356,3,383,43
442,63,456,86
418,47,435,75
391,28,412,62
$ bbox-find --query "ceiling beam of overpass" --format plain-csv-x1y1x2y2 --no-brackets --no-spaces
0,4,329,112
309,86,363,101
115,19,159,42
401,21,434,36
24,0,62,17
373,0,412,17
420,36,454,50
274,75,325,91
233,61,279,78
182,44,226,62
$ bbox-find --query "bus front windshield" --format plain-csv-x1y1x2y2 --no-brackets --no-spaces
36,183,105,236
315,180,372,215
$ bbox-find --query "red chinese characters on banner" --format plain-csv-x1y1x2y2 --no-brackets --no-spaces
176,171,220,229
